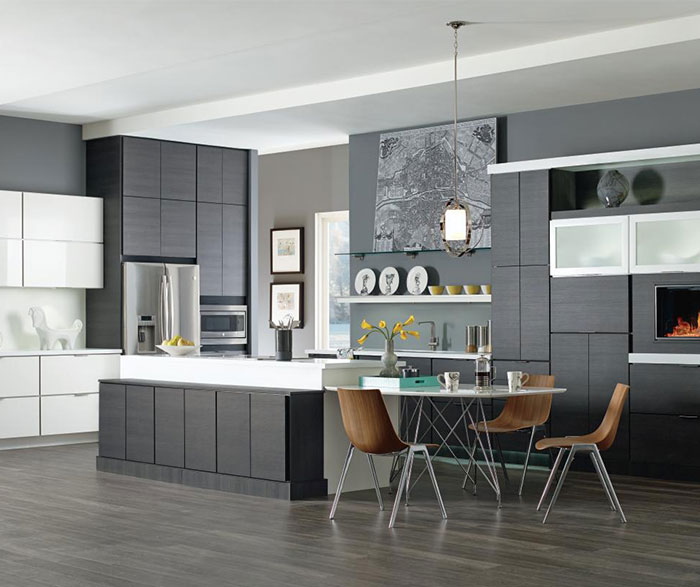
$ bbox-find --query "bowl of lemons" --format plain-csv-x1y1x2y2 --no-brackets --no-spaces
156,335,199,356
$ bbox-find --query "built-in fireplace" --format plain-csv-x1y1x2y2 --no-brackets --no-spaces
655,285,700,340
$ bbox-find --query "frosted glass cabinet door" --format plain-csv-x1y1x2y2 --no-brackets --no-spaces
550,216,629,277
630,211,700,274
0,239,23,286
0,191,22,238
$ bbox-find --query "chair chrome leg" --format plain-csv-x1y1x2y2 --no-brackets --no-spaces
537,448,565,511
518,426,536,496
330,444,355,520
367,454,384,511
405,448,415,506
589,452,616,511
495,434,510,485
389,448,412,528
542,448,575,524
593,447,627,523
422,447,447,519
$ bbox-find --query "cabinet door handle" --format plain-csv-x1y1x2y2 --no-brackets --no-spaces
72,393,92,397
678,415,699,420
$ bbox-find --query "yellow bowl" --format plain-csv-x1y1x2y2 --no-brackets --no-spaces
464,285,481,295
428,285,445,295
446,285,464,295
481,284,492,294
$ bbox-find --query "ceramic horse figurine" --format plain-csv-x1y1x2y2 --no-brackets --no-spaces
28,307,83,350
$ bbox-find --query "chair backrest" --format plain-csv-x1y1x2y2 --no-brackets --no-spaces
498,373,555,428
590,383,630,451
336,388,407,454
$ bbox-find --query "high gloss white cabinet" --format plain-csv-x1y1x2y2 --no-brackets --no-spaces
630,211,700,274
23,240,103,288
0,191,22,238
550,216,630,277
0,397,40,439
23,192,103,243
41,394,99,436
0,239,23,286
0,357,40,398
40,354,119,396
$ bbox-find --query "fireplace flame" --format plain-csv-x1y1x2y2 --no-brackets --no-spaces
665,312,700,337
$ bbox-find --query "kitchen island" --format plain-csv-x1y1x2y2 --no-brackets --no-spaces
98,356,396,499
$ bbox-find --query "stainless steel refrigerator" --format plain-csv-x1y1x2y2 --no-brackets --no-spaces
123,262,200,354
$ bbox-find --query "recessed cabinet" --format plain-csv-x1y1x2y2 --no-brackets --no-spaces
550,216,629,277
630,211,700,274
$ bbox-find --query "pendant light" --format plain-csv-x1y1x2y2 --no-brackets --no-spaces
440,20,472,257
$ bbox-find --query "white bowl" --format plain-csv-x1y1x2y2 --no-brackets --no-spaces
156,344,200,357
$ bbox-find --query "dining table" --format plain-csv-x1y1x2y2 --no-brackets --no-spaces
335,384,566,507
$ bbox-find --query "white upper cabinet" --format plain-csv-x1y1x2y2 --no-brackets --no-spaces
23,192,103,243
550,216,630,277
0,239,23,287
23,240,103,288
630,211,700,274
0,191,22,239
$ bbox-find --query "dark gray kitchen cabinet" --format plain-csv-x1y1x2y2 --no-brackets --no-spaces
185,389,217,472
223,204,248,295
161,199,196,258
631,414,700,467
492,266,520,360
520,265,550,361
99,383,125,459
223,149,249,205
519,170,550,266
197,146,223,203
491,172,519,267
197,203,223,295
123,196,161,256
217,392,251,477
492,360,550,385
551,276,629,333
588,334,629,462
126,385,155,463
550,334,589,438
123,137,160,199
630,364,700,416
155,387,185,468
250,394,287,481
161,141,196,201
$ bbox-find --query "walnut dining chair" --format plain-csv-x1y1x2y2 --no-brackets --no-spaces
535,383,630,524
464,374,555,495
329,388,447,529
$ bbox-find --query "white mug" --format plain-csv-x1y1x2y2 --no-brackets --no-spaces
507,371,529,392
438,371,460,393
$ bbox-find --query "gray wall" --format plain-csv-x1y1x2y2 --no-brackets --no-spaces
257,145,349,356
0,115,85,194
349,87,700,352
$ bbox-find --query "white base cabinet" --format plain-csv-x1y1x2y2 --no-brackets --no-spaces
0,357,40,397
41,394,99,436
0,397,40,439
41,354,119,395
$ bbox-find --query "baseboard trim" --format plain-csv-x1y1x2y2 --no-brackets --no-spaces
0,432,97,451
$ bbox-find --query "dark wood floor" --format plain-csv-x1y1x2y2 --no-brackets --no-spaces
0,444,698,587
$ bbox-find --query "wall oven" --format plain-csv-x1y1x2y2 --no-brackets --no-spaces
200,305,247,347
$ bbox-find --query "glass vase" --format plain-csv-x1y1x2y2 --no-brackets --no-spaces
380,339,400,377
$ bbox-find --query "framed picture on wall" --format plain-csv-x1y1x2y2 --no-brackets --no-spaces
270,282,304,327
270,227,304,274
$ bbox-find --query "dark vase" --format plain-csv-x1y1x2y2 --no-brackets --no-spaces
275,330,292,361
597,169,630,208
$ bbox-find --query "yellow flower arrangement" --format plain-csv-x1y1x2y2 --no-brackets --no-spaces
356,315,419,345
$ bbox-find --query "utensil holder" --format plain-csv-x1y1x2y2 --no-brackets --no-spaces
275,330,292,361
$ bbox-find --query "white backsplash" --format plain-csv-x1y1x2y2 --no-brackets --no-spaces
0,288,85,350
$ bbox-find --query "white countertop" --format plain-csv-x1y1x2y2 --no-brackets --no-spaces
0,348,122,357
307,349,488,360
325,384,566,398
628,353,700,365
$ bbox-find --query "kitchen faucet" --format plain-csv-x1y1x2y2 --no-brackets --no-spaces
418,321,440,351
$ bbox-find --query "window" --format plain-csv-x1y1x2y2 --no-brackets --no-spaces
315,210,350,349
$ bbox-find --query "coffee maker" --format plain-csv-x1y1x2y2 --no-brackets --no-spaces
474,354,494,391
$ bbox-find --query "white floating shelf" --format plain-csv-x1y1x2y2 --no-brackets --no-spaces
337,295,491,304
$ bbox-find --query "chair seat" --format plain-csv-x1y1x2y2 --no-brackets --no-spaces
468,421,526,434
536,433,599,451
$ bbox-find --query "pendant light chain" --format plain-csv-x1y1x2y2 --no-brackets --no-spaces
453,24,459,206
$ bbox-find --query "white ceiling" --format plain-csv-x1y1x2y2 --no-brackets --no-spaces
2,1,700,152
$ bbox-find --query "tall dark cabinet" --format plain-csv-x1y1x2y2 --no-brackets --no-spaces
86,136,252,350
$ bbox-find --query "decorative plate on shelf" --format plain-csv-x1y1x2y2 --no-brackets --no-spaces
354,268,376,296
406,266,428,295
378,266,400,295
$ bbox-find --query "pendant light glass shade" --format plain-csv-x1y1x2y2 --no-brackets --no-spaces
440,20,472,258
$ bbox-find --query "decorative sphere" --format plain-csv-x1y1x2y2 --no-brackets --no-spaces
597,170,630,208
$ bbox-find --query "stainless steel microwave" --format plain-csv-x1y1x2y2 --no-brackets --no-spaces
200,305,247,345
